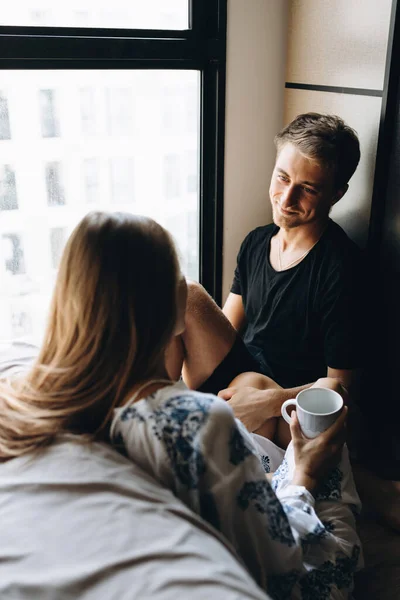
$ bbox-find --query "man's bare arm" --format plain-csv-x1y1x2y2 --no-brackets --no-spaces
222,292,246,332
327,367,361,401
218,371,354,433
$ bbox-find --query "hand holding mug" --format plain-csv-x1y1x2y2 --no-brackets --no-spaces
290,406,348,492
281,387,344,439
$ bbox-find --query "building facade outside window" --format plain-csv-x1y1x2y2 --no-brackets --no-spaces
0,1,227,343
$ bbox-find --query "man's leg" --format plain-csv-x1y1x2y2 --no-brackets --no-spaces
165,281,237,389
225,371,292,447
164,281,289,446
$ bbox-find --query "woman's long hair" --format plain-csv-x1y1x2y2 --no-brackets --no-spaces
0,212,180,458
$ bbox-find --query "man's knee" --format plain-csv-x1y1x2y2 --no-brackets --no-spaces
229,371,279,391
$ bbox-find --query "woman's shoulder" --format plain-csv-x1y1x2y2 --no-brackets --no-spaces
154,382,234,423
114,381,233,432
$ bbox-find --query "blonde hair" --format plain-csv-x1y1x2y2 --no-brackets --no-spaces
0,212,180,458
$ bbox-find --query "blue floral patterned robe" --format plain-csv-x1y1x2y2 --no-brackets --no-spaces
111,381,362,600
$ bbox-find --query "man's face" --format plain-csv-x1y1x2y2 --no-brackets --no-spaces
269,143,342,229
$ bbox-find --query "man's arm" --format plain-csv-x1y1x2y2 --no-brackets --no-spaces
222,292,246,332
219,374,350,434
327,367,361,401
218,382,312,432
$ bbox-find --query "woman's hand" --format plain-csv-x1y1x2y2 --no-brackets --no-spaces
290,406,348,493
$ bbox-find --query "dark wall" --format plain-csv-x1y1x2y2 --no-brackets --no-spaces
363,0,400,477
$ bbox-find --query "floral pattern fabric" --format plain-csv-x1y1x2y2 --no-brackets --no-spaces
111,380,362,600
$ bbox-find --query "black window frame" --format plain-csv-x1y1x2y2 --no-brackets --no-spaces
0,0,227,303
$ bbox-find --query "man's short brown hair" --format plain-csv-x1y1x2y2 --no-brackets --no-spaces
274,113,360,190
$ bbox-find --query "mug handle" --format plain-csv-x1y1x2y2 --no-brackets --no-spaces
281,399,297,424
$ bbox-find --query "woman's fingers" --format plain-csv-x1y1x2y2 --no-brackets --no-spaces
289,410,303,441
320,405,348,443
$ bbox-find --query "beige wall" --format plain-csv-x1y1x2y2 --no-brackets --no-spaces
223,0,288,300
284,0,392,247
286,0,391,90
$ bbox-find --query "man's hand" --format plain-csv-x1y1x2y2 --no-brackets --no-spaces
312,377,350,404
218,386,282,432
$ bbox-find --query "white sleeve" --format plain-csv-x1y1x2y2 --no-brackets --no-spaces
196,400,308,595
200,403,361,599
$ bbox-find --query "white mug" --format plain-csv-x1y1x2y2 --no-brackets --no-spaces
281,387,343,438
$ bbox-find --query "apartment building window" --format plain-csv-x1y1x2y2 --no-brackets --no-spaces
83,158,100,203
0,165,18,210
110,158,134,204
39,89,60,138
164,154,181,199
50,227,67,268
0,92,11,140
45,162,65,206
80,87,97,137
11,310,32,337
2,233,25,275
106,88,133,137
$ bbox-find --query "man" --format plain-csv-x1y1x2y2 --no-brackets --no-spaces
167,112,364,446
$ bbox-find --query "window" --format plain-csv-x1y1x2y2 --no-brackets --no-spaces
39,89,60,138
11,310,32,338
2,233,25,275
50,227,67,269
164,154,181,199
0,1,227,344
106,88,134,137
187,151,198,194
0,1,189,30
109,158,134,205
0,92,11,140
83,158,100,203
45,162,65,206
80,87,97,136
0,165,18,210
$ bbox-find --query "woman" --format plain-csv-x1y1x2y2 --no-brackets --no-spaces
0,212,361,599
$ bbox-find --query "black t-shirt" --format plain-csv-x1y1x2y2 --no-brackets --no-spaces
231,219,365,388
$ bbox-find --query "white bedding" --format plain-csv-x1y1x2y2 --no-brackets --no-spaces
0,437,270,599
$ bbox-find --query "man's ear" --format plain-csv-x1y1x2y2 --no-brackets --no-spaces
332,183,348,206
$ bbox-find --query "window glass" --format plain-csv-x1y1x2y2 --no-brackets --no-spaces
0,93,11,140
80,88,98,137
0,69,200,344
49,227,67,268
164,154,181,199
109,157,135,204
2,234,25,275
106,88,134,137
39,90,60,138
45,162,65,206
0,166,18,211
83,158,100,203
0,1,189,30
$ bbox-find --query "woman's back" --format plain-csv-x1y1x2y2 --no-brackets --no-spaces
0,437,269,600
